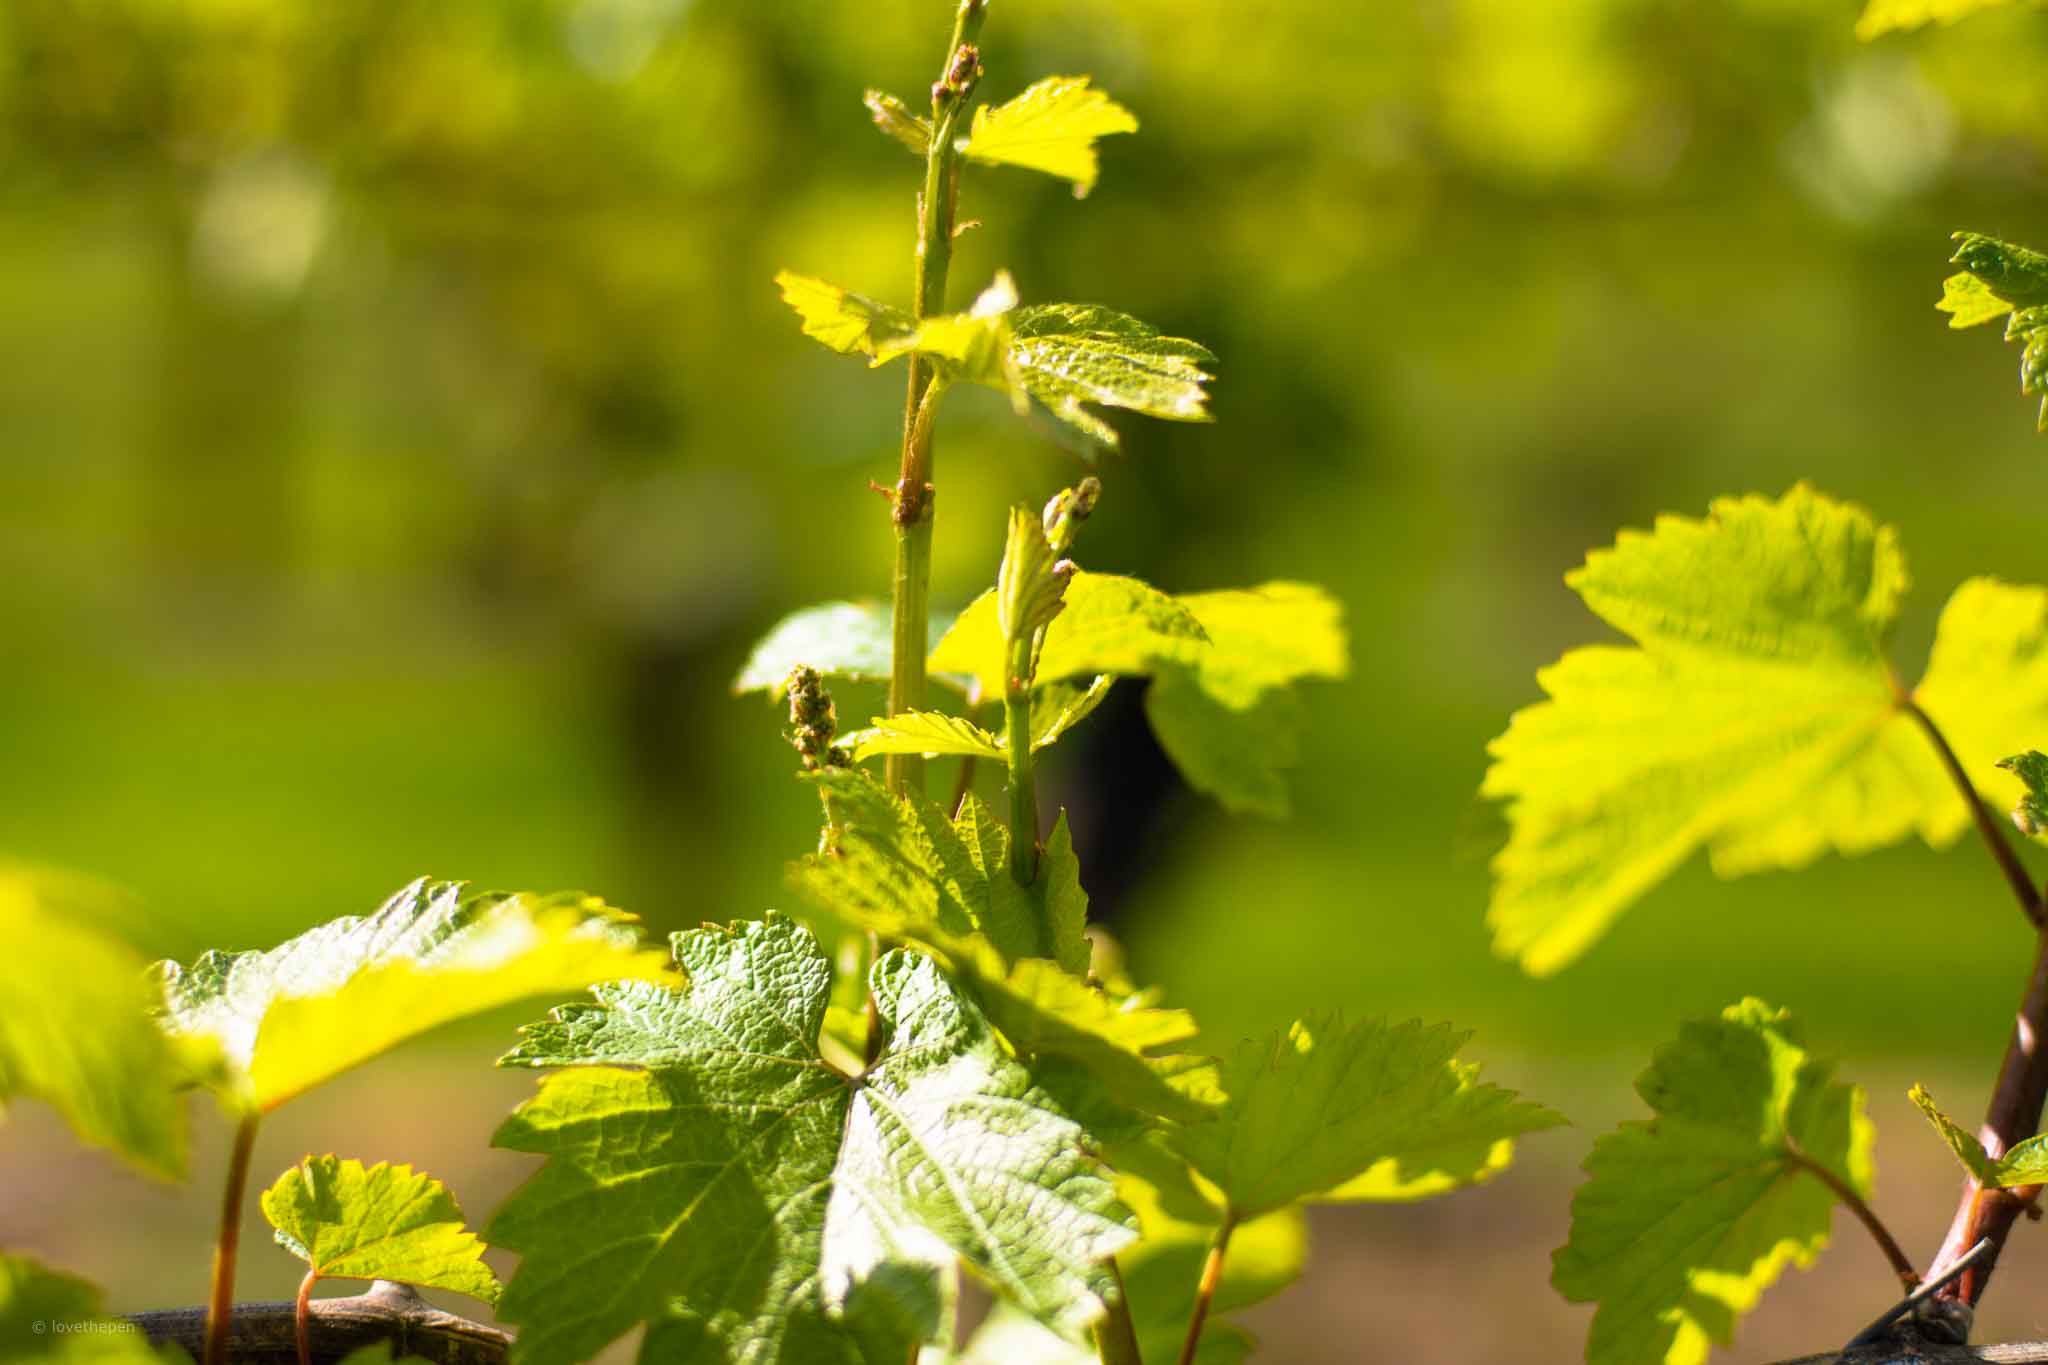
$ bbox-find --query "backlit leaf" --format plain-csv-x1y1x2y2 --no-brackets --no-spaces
852,710,1004,762
152,878,670,1113
490,915,1134,1365
1554,1000,1873,1365
261,1156,499,1305
1856,0,2027,37
961,76,1138,197
1167,1013,1564,1220
0,870,184,1180
863,89,929,156
1485,487,2048,975
1007,304,1214,447
774,272,916,358
1939,232,2048,430
2001,750,2048,836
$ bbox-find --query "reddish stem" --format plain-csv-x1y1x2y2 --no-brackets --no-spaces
205,1113,262,1365
294,1271,316,1365
1783,1146,1917,1291
1176,1216,1236,1365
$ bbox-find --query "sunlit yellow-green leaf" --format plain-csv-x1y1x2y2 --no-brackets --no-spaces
852,709,1004,762
930,573,1208,701
153,878,671,1113
1938,272,2014,330
862,88,929,156
261,1156,500,1305
1483,487,2048,975
1167,1014,1564,1220
774,271,915,358
0,870,185,1181
1556,1000,1872,1365
1858,0,2029,38
961,76,1137,197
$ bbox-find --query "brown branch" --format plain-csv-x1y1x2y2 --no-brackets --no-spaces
205,1112,262,1365
1769,1345,2048,1364
1782,1145,1918,1291
1903,699,2043,927
1927,924,2048,1304
131,1281,508,1365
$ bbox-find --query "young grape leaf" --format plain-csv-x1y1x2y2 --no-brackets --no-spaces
2001,750,2048,836
933,576,1348,815
733,601,965,701
862,88,929,155
261,1156,499,1304
931,573,1209,700
1145,584,1351,817
0,1254,174,1363
960,76,1138,198
1554,999,1873,1365
873,273,1020,387
489,915,1135,1365
1908,1084,2048,1186
957,1174,1306,1365
1004,304,1215,446
1937,232,2048,430
1485,486,2048,975
773,272,916,358
152,878,671,1113
0,871,185,1181
852,710,1006,762
1033,675,1116,749
1857,0,2026,37
791,769,1209,1120
1167,1014,1564,1221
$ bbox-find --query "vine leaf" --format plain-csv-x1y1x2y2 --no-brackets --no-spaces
1004,303,1216,446
1857,0,2026,37
0,1253,174,1362
790,768,1208,1121
152,878,671,1114
1936,232,2048,430
960,76,1138,198
932,575,1349,815
2002,750,2048,836
862,89,930,155
853,710,1006,762
732,601,964,700
261,1156,500,1305
1556,1000,1873,1365
0,870,185,1180
1909,1084,2048,1186
1485,486,2048,976
1166,1014,1563,1222
489,915,1135,1365
773,272,915,358
958,1176,1306,1364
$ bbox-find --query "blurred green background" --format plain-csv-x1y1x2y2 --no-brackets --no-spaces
7,0,2048,1358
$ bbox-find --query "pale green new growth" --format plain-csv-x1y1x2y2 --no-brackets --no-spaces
0,1255,177,1363
853,709,1006,762
2000,750,2048,835
1167,1014,1564,1220
261,1156,499,1305
1555,1000,1874,1365
733,601,964,700
1485,487,2048,975
1937,232,2048,430
1857,0,2028,37
152,877,670,1113
862,89,930,156
773,272,914,357
490,915,1134,1365
0,872,185,1181
774,269,1213,448
961,76,1138,198
932,574,1349,814
790,768,1209,1120
1911,1084,2048,1185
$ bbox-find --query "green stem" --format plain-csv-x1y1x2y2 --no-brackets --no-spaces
1005,632,1039,885
1092,1257,1145,1365
205,1112,262,1365
1175,1216,1237,1365
884,1,985,799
